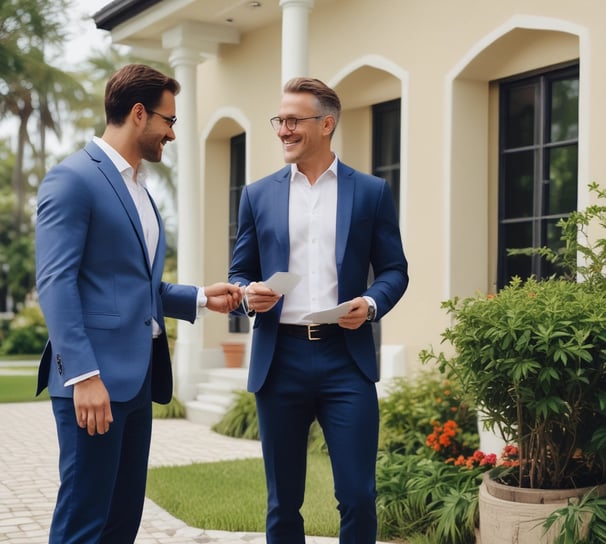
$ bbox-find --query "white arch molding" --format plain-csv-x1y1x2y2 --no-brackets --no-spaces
443,15,588,300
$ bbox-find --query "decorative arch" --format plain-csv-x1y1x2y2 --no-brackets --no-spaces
444,16,587,300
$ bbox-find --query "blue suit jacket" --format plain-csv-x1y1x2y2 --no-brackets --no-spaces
229,161,409,392
35,141,198,404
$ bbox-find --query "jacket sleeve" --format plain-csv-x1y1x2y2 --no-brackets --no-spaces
36,162,99,383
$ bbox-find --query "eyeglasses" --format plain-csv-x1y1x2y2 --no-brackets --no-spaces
146,109,177,128
269,115,323,131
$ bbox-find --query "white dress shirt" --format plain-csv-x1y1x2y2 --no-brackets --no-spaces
280,156,339,324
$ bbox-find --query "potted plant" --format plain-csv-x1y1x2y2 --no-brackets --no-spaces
220,341,246,368
420,183,606,543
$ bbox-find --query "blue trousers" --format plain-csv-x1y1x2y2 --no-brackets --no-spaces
49,368,152,544
256,332,379,544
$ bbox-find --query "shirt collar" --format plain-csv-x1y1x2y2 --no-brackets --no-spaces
289,153,339,182
93,136,148,186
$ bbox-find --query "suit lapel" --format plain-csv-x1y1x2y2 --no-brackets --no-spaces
273,166,291,271
335,161,354,273
85,141,152,275
148,192,165,277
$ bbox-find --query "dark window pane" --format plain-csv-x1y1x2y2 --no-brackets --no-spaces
550,78,579,142
498,65,578,288
502,221,533,283
541,217,572,278
545,145,578,215
228,133,248,334
372,99,401,219
503,150,534,218
374,112,400,166
504,83,536,149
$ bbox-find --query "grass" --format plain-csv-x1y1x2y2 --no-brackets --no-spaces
0,366,343,538
146,453,340,536
0,374,49,403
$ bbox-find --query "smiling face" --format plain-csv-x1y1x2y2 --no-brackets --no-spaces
276,91,334,170
140,90,176,163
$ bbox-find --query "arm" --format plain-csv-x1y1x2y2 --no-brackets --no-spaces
339,179,409,329
228,186,280,315
36,163,112,435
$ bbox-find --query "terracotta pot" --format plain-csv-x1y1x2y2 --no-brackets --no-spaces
479,472,606,544
220,342,245,368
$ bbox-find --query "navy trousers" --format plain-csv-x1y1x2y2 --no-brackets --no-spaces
256,331,379,544
49,367,152,544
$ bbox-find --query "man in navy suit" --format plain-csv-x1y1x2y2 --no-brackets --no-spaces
229,77,408,543
35,64,242,544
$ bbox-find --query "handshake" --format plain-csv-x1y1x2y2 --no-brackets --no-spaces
204,282,243,314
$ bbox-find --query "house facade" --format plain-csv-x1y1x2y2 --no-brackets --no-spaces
95,0,602,403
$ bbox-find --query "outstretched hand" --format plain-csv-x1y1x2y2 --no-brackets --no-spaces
205,282,243,313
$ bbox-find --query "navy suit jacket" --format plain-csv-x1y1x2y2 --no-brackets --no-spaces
35,141,198,404
229,161,409,392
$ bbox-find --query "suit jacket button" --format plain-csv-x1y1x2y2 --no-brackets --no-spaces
145,318,152,326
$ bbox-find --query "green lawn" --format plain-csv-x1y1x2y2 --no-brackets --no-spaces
0,370,341,538
0,374,48,403
147,453,339,536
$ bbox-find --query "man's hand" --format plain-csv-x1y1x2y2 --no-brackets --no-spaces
338,297,368,330
245,282,281,313
205,282,243,313
73,376,113,436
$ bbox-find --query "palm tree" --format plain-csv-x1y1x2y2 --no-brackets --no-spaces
0,0,87,232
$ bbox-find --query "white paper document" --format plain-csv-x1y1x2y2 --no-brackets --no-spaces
262,271,301,295
303,302,351,324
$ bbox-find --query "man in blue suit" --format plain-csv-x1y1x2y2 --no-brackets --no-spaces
229,77,409,543
35,64,241,544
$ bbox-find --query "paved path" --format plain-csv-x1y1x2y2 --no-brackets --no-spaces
0,400,392,543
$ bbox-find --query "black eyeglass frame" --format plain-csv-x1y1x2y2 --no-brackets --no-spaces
269,115,323,131
146,108,177,128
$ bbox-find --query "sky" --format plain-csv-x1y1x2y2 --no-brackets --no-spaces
64,1,114,65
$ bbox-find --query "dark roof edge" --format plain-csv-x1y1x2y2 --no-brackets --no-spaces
93,0,163,31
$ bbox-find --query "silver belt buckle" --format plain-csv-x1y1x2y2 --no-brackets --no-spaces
307,323,321,341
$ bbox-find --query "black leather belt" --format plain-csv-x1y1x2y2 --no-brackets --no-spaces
278,323,342,341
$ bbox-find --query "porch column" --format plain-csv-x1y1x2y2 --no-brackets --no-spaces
165,43,203,402
162,22,238,402
279,0,314,85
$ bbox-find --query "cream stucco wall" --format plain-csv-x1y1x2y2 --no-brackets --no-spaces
192,0,606,377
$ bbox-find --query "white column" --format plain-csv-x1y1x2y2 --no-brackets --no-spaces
166,45,203,402
279,0,314,85
162,22,239,402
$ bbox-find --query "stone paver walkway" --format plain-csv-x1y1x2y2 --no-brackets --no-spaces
0,399,392,543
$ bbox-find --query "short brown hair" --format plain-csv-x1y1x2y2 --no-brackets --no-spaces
104,64,180,125
283,77,341,130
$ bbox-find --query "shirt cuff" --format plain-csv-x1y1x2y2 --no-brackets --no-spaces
363,296,377,318
196,287,208,318
65,370,100,387
197,287,207,307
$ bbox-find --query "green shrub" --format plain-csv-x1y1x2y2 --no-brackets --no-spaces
153,396,186,419
212,390,259,440
379,372,478,457
0,304,47,355
213,390,327,450
376,451,483,544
